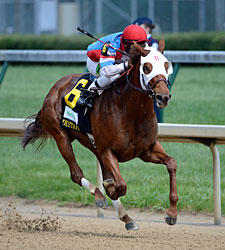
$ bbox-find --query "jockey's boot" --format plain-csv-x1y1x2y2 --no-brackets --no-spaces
77,80,99,109
77,90,98,109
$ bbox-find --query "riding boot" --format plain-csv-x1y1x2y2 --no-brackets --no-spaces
77,80,99,109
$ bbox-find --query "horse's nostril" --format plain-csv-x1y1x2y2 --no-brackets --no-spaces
164,96,169,102
156,94,170,103
156,95,163,102
169,94,172,99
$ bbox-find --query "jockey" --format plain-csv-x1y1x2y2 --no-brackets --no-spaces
77,24,148,109
133,17,159,49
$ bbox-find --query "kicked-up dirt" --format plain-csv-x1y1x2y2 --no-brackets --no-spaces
0,197,224,250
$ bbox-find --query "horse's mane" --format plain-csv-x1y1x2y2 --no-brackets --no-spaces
112,46,142,88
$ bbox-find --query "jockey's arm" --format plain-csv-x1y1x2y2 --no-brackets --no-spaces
100,61,129,77
99,52,129,77
95,56,129,88
90,42,130,88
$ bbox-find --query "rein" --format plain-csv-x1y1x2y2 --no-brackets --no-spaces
126,67,171,100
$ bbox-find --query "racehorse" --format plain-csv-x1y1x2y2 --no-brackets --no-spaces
22,40,178,230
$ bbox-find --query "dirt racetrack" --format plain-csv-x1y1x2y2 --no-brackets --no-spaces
0,197,224,250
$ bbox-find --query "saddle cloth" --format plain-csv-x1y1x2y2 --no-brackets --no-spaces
61,73,95,135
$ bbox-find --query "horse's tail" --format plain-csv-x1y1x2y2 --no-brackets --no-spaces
22,110,48,152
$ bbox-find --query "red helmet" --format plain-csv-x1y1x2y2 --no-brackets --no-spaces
122,24,148,44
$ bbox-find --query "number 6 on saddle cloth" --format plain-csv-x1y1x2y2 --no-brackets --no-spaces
61,73,98,136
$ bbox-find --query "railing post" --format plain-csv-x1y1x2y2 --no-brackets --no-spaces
96,159,104,218
209,142,221,225
0,61,9,86
169,63,180,90
156,63,180,123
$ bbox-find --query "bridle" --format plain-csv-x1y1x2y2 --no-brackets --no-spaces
126,67,171,100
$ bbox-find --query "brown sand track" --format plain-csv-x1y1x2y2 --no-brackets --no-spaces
0,197,224,250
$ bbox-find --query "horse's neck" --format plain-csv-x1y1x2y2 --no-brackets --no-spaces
118,64,154,118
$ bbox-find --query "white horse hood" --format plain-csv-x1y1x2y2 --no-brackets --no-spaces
139,46,173,90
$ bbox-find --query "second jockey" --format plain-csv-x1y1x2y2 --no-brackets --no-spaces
77,24,148,108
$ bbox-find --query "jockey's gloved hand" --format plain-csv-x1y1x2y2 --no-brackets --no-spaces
101,43,109,56
101,42,115,57
128,57,133,68
123,59,132,71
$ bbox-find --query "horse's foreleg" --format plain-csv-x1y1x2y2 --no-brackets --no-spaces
100,149,126,200
97,156,138,230
139,141,178,225
102,178,139,230
52,131,108,209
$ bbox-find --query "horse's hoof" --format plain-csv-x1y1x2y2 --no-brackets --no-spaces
95,197,108,209
165,214,177,225
125,221,139,231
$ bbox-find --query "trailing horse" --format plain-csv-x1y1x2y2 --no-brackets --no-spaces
22,41,178,230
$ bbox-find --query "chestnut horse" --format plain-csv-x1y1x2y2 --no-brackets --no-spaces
22,41,178,230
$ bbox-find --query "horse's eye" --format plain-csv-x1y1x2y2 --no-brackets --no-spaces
164,62,168,73
143,65,151,74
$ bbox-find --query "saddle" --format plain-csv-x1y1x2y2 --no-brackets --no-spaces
61,73,94,135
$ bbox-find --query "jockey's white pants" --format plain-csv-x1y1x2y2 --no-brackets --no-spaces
87,57,127,88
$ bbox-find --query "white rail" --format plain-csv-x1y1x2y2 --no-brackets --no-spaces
0,50,87,63
0,50,225,63
0,118,224,225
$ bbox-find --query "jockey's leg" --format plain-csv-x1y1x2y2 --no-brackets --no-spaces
76,57,100,108
93,74,119,88
86,57,99,77
77,74,119,109
78,58,126,109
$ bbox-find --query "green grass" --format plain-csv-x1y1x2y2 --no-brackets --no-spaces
165,65,225,124
0,64,225,214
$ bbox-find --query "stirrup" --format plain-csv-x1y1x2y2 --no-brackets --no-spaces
77,91,98,109
80,87,97,94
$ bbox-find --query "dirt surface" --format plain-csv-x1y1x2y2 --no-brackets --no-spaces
0,197,224,250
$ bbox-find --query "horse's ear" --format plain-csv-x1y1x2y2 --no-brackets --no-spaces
133,42,149,57
158,40,165,54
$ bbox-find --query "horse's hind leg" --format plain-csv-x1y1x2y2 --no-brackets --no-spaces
139,141,178,225
50,129,108,208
